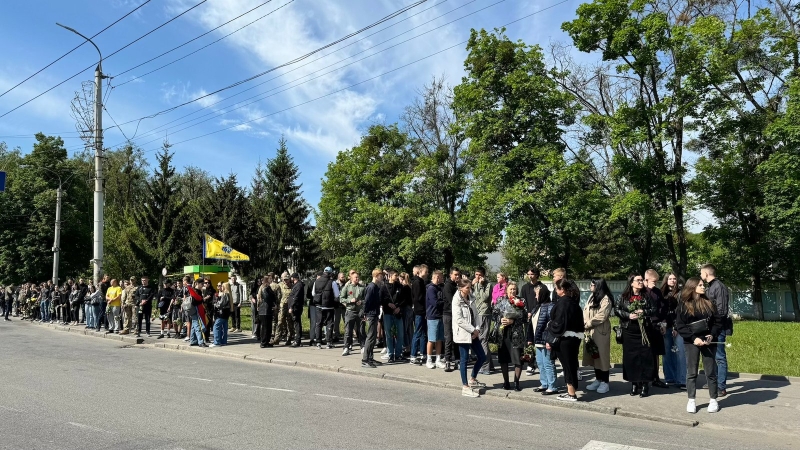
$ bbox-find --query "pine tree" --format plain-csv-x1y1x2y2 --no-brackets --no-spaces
206,173,248,271
131,141,186,277
263,137,317,273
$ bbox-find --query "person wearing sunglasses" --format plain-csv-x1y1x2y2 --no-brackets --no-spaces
616,274,658,398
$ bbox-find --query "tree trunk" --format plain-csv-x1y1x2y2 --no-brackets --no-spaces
443,248,454,274
788,272,800,322
752,272,764,320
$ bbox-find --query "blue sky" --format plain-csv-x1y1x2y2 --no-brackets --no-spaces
0,0,584,206
0,0,714,233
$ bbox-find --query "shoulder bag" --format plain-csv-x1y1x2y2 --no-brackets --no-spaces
612,326,623,344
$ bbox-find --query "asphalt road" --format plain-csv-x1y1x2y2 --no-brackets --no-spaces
0,322,793,450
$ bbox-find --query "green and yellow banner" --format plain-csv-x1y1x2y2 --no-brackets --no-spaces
203,234,250,261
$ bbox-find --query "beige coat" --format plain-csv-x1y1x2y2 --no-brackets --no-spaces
583,295,612,371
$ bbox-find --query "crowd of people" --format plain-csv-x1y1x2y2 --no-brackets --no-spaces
1,263,731,414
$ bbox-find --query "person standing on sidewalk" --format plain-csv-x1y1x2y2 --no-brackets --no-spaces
307,273,321,346
135,276,156,337
157,279,175,339
701,264,731,397
583,278,613,395
288,273,305,347
99,275,110,330
453,278,486,398
645,269,669,389
313,268,339,349
617,274,657,398
425,270,447,370
442,268,460,371
472,267,493,375
410,265,428,365
333,271,346,343
675,277,723,414
120,277,137,335
211,282,232,347
257,274,277,348
249,275,262,338
661,272,686,388
105,279,123,333
271,273,294,345
3,283,14,321
521,267,550,375
381,270,406,362
268,273,282,342
340,270,365,356
229,274,244,333
361,269,383,368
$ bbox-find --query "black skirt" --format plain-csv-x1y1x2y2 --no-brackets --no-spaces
497,326,523,366
621,321,655,382
646,323,666,356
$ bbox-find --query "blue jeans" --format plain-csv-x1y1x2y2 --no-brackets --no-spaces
85,304,93,328
383,314,405,358
92,304,102,329
213,317,228,345
411,315,427,358
41,300,50,321
662,328,687,384
458,339,486,385
189,314,205,345
535,347,556,390
716,332,728,390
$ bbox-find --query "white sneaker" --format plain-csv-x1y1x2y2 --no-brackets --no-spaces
585,380,601,391
707,399,719,413
462,386,480,398
435,359,447,369
361,347,365,355
380,348,388,355
687,399,696,414
183,337,190,341
209,344,217,348
596,382,610,394
342,348,350,356
425,359,435,369
380,353,390,360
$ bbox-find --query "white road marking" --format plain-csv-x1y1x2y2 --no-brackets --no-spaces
313,393,401,407
227,382,249,387
253,386,297,393
67,422,113,434
581,441,655,450
179,376,213,382
0,405,24,413
465,414,541,427
631,439,710,450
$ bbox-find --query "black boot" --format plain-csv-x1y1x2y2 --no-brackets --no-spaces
514,381,522,392
640,382,650,398
631,383,641,396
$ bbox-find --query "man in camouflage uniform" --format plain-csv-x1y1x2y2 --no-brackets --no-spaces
268,272,282,341
120,277,137,335
271,272,294,345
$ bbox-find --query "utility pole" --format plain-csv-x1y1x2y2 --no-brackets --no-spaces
57,23,106,285
52,185,62,286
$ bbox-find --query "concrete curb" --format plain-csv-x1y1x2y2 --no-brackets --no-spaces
615,409,698,427
33,322,143,344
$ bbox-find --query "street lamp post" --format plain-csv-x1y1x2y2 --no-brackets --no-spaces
57,23,106,285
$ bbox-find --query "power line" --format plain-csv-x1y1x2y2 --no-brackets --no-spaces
93,0,452,149
115,0,282,82
0,0,210,120
114,0,429,128
114,0,499,149
0,0,152,99
134,0,571,154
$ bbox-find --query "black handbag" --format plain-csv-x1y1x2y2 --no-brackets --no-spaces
613,326,623,344
688,318,709,335
543,321,561,346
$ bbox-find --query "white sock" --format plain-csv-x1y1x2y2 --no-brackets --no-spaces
438,355,445,362
427,355,433,363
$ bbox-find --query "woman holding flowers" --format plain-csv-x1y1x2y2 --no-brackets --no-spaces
616,274,658,397
494,282,526,391
675,277,724,414
583,278,614,395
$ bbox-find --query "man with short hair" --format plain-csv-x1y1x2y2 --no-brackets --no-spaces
271,272,294,345
105,279,122,333
361,269,383,368
473,267,493,374
701,264,731,397
229,274,244,333
99,275,110,330
381,270,406,362
339,270,365,356
3,283,15,321
410,265,428,365
521,267,549,375
257,275,277,348
77,278,88,323
307,272,322,345
442,267,460,371
425,270,447,370
645,268,669,388
268,273,282,341
120,277,137,335
550,268,565,302
333,271,346,343
312,267,340,349
288,273,305,347
135,276,156,337
250,275,262,337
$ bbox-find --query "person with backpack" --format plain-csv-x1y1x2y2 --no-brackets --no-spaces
211,282,232,347
313,268,340,349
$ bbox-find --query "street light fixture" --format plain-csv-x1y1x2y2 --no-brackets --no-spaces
56,22,106,286
20,165,78,287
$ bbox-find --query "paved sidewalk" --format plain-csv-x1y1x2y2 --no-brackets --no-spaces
25,318,800,436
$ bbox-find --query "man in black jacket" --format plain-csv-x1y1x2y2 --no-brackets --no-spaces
313,268,339,349
362,269,384,368
442,267,460,371
701,264,731,396
135,276,156,337
645,269,669,388
77,278,88,324
521,267,550,375
410,265,428,364
257,275,277,348
288,273,305,347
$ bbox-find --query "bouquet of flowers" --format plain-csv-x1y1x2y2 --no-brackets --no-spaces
585,336,600,359
522,343,535,363
500,297,525,332
629,298,650,346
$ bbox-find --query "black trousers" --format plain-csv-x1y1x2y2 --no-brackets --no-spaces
259,314,273,346
137,307,152,334
686,343,718,399
443,314,454,362
292,309,303,345
71,302,81,322
314,308,334,345
4,300,11,319
558,336,582,389
97,301,108,330
231,307,241,329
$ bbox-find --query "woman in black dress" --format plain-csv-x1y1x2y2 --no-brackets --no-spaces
493,282,526,391
616,274,658,397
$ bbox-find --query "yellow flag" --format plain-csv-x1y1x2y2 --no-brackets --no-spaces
203,234,250,261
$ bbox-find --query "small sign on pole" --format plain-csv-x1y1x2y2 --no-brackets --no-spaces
0,171,6,192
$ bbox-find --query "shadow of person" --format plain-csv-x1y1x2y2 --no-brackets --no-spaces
713,378,787,408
